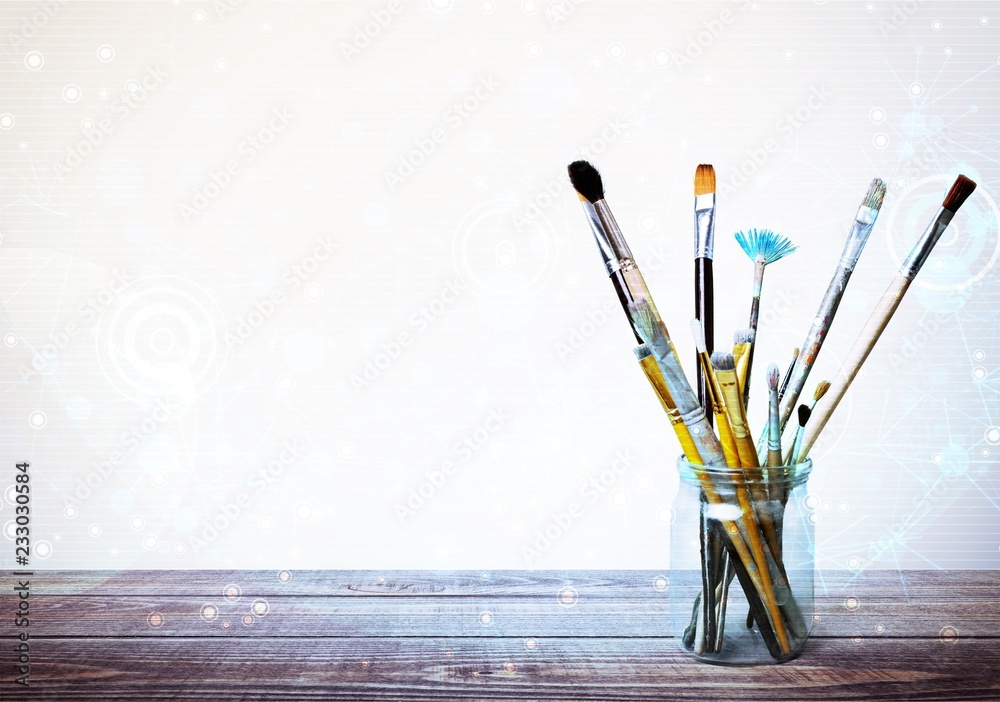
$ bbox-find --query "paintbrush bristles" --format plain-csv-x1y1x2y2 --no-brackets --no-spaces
733,329,754,346
813,380,831,402
691,319,707,354
733,229,798,266
943,175,977,212
863,178,888,210
710,351,735,372
766,364,780,391
633,343,651,361
694,164,716,196
629,299,659,346
797,404,811,427
567,160,605,203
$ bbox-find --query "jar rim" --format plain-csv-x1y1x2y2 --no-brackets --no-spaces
675,455,812,485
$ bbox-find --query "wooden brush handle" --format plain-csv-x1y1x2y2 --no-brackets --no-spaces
800,274,911,458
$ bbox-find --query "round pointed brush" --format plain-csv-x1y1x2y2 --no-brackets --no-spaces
765,364,783,468
785,404,811,465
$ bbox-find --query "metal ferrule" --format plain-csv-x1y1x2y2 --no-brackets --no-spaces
594,199,634,266
838,205,880,271
677,403,710,429
694,194,716,259
900,206,954,279
581,200,620,275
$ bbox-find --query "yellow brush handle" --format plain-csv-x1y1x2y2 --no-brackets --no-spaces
799,274,911,459
698,353,741,469
716,369,760,468
624,267,685,368
638,356,702,464
734,342,751,395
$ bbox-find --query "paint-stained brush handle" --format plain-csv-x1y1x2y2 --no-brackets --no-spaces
799,274,910,458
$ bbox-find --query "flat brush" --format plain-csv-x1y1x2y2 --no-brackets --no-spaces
774,178,887,444
694,164,717,428
734,229,798,406
799,175,977,460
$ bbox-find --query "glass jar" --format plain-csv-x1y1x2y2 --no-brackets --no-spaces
670,456,814,665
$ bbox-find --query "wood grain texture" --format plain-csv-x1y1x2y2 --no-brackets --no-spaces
2,570,997,701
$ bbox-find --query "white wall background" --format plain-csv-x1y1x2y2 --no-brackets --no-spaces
0,0,997,570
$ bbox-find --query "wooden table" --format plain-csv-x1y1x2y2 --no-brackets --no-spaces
2,570,997,700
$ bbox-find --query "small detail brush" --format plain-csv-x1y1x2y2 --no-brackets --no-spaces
734,229,798,405
799,175,977,460
765,364,782,468
694,165,717,428
785,405,811,465
810,381,831,413
777,347,799,401
776,179,886,437
630,300,726,465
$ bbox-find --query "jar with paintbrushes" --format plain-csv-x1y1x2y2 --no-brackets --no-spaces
671,457,814,664
566,159,976,664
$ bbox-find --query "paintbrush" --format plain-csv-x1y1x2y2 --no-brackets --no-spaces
734,229,798,405
777,347,799,401
810,381,831,412
692,320,740,467
775,179,887,441
710,352,759,470
634,344,701,463
799,175,978,460
630,300,726,465
785,405,811,465
569,161,675,339
765,364,783,468
694,165,717,428
733,329,753,401
570,168,643,344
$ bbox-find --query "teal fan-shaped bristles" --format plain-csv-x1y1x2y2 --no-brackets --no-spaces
733,228,798,265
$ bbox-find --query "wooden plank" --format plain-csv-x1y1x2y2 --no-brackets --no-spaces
1,592,995,639
19,569,999,598
5,636,998,701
